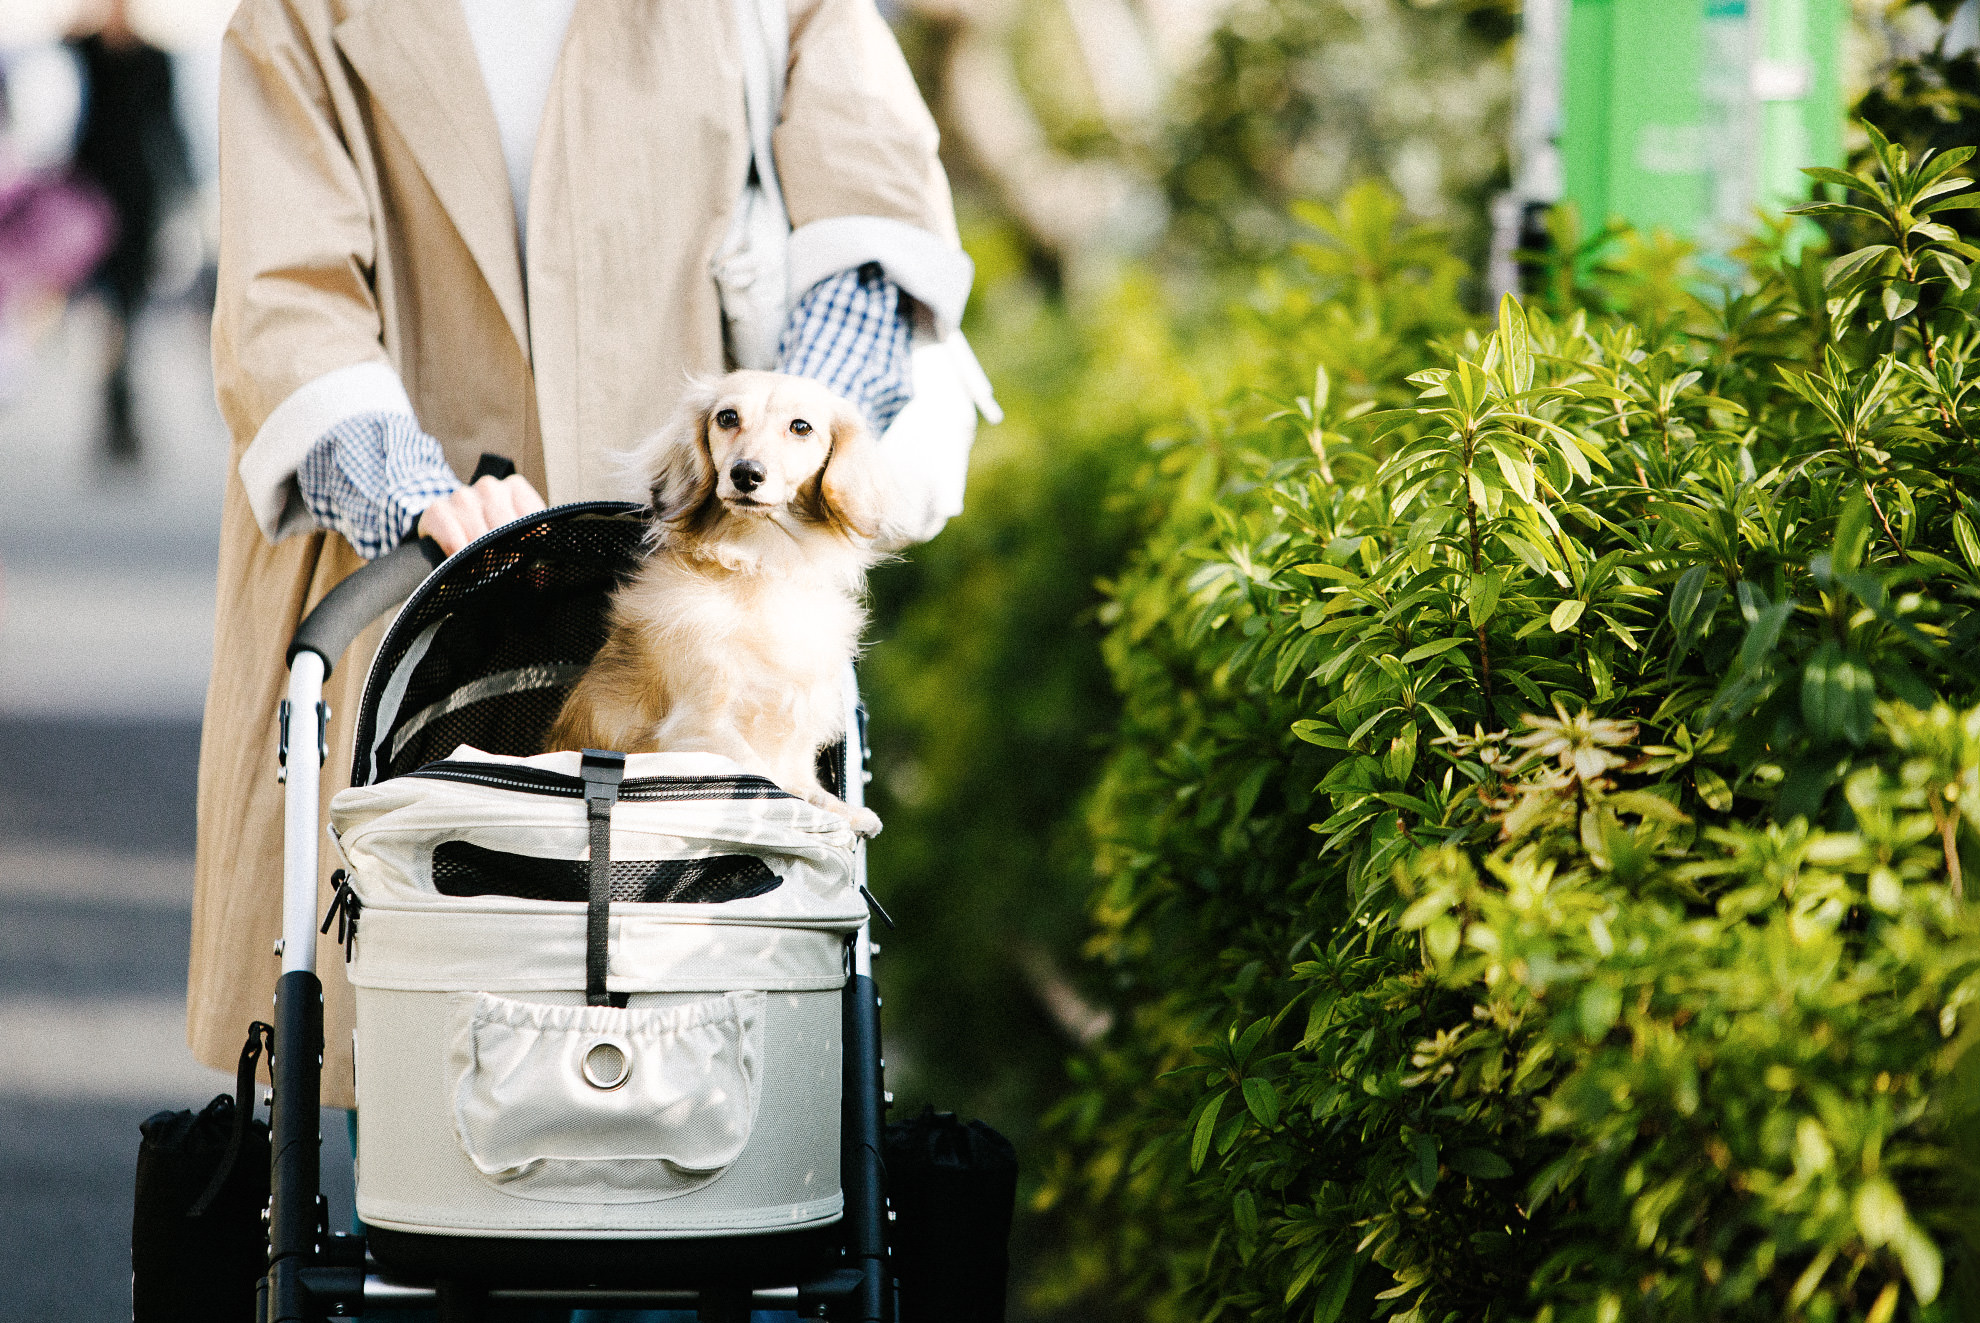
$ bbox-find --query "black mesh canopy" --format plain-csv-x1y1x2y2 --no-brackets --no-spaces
348,502,851,796
349,503,646,787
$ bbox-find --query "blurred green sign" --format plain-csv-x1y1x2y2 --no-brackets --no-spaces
1561,0,1844,254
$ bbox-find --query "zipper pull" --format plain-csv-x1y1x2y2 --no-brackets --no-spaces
320,869,361,962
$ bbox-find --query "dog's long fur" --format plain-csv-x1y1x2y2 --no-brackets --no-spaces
545,370,886,835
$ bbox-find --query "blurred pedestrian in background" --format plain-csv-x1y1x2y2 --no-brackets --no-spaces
0,48,114,401
65,0,192,461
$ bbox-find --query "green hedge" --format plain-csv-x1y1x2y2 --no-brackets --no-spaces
1039,129,1980,1321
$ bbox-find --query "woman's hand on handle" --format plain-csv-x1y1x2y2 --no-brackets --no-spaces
415,474,547,556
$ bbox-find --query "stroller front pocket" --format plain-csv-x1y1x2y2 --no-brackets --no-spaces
451,990,765,1203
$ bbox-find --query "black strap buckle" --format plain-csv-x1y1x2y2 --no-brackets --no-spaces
580,750,627,1007
580,748,626,816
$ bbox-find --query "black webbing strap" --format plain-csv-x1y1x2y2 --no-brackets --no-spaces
581,749,627,1007
187,1020,274,1217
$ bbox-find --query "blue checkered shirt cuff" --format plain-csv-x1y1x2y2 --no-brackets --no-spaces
777,263,913,434
295,413,462,560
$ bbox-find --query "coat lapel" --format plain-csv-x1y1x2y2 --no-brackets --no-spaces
333,0,529,356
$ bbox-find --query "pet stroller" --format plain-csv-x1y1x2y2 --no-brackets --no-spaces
256,485,901,1322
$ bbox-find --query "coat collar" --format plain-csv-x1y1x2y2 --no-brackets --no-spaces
332,0,529,357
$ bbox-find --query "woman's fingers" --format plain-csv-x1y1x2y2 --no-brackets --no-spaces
505,473,548,515
414,473,548,556
415,497,473,556
470,475,519,529
475,474,546,526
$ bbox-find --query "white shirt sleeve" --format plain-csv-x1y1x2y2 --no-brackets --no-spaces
237,360,416,542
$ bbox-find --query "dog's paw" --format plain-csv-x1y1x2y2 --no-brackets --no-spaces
800,787,883,838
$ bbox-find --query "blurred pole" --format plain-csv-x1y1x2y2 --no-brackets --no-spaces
1490,0,1564,303
1947,0,1978,55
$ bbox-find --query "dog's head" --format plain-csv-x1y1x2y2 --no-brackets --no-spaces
632,371,885,547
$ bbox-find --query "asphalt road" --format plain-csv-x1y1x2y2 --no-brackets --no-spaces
0,299,352,1322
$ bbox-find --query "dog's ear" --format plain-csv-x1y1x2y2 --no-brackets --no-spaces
630,379,719,533
815,402,888,541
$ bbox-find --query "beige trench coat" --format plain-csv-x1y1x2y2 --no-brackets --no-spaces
192,0,962,1104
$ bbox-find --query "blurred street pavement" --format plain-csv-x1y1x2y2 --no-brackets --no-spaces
0,300,351,1321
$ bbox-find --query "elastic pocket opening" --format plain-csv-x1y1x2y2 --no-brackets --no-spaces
450,990,765,1203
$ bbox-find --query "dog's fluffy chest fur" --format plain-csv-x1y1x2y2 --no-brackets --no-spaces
619,548,865,734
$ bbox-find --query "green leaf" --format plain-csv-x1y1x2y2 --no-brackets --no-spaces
1926,192,1980,213
1931,249,1972,291
1668,564,1708,640
1953,513,1980,572
1291,720,1352,749
1233,1016,1271,1065
1695,766,1733,812
1802,165,1869,192
1550,599,1586,633
1488,438,1537,503
1834,489,1874,574
1417,700,1459,740
1234,762,1271,819
1406,1134,1439,1198
1242,1076,1282,1128
1190,1091,1227,1172
1449,1147,1513,1180
1883,282,1920,322
1498,293,1534,394
1823,244,1895,289
1400,637,1469,665
1468,568,1503,628
1897,1223,1944,1305
1232,1187,1259,1247
1921,143,1976,179
1310,1260,1357,1321
1853,1178,1941,1300
1289,562,1361,581
1578,984,1621,1041
1853,1176,1907,1244
1424,916,1460,964
1733,596,1794,674
1800,641,1877,746
1283,1251,1325,1307
1792,201,1889,225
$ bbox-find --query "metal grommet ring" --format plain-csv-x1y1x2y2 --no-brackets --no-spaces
581,1037,632,1090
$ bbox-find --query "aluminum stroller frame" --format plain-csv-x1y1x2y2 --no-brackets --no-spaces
257,476,896,1322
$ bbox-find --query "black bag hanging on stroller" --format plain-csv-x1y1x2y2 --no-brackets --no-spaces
884,1108,1018,1323
132,1024,273,1322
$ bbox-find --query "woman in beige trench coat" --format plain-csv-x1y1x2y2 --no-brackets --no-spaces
192,0,970,1106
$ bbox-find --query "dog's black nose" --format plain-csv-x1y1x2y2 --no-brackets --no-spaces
730,459,767,494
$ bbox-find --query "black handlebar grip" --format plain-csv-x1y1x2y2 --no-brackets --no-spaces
284,453,519,673
470,453,516,482
286,536,445,675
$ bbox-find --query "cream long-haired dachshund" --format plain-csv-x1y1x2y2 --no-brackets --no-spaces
545,370,885,836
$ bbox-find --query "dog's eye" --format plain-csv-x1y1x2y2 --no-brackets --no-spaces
790,418,813,436
714,408,740,429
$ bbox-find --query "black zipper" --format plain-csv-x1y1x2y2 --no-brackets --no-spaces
407,760,794,801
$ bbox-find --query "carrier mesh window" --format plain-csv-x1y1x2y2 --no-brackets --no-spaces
431,841,782,904
353,508,644,784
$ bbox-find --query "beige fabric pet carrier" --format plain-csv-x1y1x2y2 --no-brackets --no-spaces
328,745,866,1239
